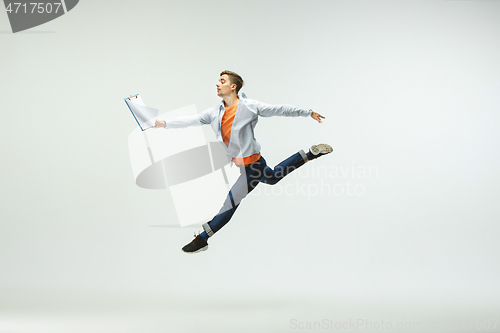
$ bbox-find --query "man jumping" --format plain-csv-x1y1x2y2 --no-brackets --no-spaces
153,70,333,253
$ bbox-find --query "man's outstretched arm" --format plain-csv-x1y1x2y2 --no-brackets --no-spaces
152,108,213,129
256,101,326,123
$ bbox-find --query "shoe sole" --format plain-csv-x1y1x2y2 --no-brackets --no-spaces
182,245,208,254
310,144,333,156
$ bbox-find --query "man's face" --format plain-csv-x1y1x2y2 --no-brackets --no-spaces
216,74,236,98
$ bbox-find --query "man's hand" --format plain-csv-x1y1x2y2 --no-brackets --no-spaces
152,119,166,128
310,111,325,123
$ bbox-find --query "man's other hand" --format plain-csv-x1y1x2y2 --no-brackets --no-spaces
310,111,325,123
152,119,166,128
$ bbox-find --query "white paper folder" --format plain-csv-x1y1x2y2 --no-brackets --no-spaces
125,94,158,131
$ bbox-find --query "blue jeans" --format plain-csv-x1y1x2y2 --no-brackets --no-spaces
201,150,308,239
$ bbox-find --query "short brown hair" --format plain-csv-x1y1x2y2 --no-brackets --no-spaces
220,70,244,94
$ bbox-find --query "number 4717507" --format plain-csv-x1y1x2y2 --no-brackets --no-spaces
6,2,62,14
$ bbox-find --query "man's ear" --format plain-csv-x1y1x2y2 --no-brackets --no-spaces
231,83,237,92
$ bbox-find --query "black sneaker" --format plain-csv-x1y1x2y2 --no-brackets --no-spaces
307,144,333,160
182,233,208,253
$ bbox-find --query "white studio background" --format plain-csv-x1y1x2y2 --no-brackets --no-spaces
1,1,499,332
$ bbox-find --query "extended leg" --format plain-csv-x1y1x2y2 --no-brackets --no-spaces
203,159,266,236
182,158,267,253
260,144,334,185
259,150,308,185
